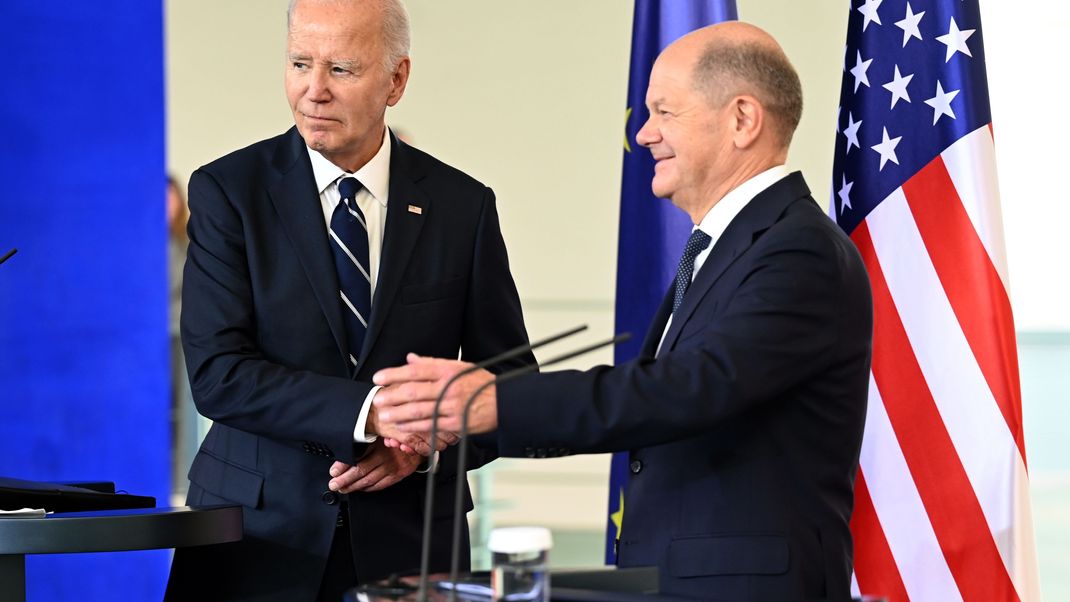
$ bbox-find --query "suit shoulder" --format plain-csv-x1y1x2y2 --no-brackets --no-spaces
194,131,293,184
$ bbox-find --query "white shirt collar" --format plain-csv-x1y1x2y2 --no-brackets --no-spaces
695,164,789,242
306,127,391,206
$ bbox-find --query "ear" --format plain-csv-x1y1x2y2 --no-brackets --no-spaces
386,57,411,107
730,95,764,149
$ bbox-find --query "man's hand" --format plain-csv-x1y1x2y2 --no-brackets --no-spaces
327,441,421,493
367,385,460,456
372,353,499,435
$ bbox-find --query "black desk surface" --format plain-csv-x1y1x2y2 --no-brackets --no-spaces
0,505,242,555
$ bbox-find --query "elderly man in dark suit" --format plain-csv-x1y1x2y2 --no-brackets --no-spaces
373,21,873,601
165,0,532,600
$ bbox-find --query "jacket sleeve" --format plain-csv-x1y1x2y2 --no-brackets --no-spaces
181,168,372,463
495,219,871,456
457,186,535,469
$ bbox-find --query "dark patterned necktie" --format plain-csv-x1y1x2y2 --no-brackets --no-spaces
672,229,713,313
329,177,372,369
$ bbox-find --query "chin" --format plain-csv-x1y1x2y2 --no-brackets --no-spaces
650,179,673,200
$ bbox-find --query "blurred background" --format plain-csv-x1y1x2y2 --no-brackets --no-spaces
1,0,1067,599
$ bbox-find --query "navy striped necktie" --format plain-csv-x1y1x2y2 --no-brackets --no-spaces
329,177,372,371
672,229,712,313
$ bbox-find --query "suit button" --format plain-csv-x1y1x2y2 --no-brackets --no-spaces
629,460,643,474
321,490,339,505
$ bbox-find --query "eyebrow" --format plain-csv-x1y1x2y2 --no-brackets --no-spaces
287,53,361,71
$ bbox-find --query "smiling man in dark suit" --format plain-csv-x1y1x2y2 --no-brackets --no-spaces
164,0,531,600
373,21,873,601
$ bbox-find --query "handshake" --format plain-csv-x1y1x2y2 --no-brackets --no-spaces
326,354,502,495
369,353,504,455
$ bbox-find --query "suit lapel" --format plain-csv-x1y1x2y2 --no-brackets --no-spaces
659,172,812,353
639,289,674,359
358,133,428,362
266,128,349,364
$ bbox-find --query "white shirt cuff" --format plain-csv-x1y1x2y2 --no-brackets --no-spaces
416,451,440,474
353,385,381,443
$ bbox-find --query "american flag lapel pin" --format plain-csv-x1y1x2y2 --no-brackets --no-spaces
407,204,423,215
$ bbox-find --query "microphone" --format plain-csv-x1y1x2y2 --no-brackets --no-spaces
444,331,632,601
0,248,16,265
415,324,589,600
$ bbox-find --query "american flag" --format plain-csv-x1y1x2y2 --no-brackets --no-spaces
831,1,1040,600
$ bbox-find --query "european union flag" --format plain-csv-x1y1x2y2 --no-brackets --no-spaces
608,0,737,564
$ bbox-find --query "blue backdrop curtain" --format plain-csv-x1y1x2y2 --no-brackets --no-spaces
0,2,170,600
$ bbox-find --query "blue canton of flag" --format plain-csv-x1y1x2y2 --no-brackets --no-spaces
832,0,991,229
608,0,737,565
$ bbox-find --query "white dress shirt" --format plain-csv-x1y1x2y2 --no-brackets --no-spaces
307,129,391,443
656,165,789,356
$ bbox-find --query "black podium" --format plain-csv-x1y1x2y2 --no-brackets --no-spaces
0,505,242,601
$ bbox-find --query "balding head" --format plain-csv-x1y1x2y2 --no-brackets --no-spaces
670,22,803,149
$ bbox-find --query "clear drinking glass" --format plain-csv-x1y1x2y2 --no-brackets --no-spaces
488,526,552,602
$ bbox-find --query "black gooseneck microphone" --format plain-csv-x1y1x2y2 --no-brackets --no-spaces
443,331,632,602
0,248,16,265
414,324,589,600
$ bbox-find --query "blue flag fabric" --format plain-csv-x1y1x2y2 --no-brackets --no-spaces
607,0,738,564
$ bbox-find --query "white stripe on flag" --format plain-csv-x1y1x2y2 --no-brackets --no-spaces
866,186,1025,580
329,228,371,282
339,291,368,327
1009,456,1041,601
859,374,963,601
942,126,1011,292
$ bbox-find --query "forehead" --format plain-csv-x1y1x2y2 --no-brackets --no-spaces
287,1,383,57
645,52,697,106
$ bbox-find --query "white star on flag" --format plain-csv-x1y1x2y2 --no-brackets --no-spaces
924,80,960,124
838,175,854,215
894,3,925,48
843,112,862,153
850,51,873,92
936,17,975,62
871,126,902,171
882,65,914,109
858,0,883,32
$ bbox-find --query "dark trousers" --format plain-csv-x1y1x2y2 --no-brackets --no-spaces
316,505,357,602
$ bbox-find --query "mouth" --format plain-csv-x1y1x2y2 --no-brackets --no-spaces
301,112,340,124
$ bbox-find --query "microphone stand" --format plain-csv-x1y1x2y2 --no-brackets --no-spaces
445,332,631,601
415,324,588,601
0,249,16,265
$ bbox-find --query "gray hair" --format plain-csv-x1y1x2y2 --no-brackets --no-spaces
287,0,411,73
693,40,803,148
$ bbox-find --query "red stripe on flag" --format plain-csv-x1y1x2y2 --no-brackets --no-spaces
851,223,1019,602
851,470,909,602
901,155,1026,463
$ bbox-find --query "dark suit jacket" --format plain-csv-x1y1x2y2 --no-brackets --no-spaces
496,173,872,601
166,128,532,601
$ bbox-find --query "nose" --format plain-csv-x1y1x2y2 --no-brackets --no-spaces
635,114,659,148
305,67,331,103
